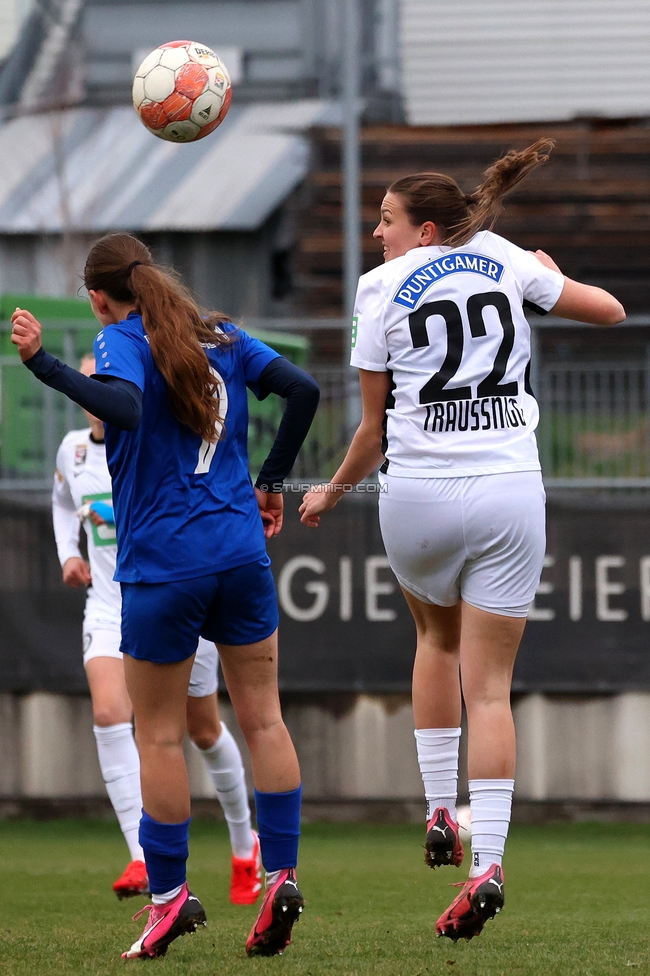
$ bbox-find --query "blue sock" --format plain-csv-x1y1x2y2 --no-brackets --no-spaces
254,786,302,872
139,811,190,895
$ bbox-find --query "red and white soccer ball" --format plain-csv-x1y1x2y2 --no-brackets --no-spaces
132,41,232,143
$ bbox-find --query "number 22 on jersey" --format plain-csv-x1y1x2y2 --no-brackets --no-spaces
409,291,519,404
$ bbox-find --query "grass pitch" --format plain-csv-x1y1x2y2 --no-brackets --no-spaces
0,819,648,976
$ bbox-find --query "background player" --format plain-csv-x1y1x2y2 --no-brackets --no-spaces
13,233,319,961
53,355,262,905
300,140,624,941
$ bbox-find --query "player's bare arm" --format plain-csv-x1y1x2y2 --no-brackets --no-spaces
530,251,625,325
300,369,389,527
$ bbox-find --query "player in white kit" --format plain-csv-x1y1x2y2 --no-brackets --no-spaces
300,140,625,939
53,356,262,905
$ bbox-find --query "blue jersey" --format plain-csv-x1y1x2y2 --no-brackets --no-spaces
94,313,279,583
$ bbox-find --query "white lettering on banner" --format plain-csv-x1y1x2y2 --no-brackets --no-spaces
339,556,353,621
595,556,627,622
278,556,329,622
365,556,396,622
640,557,650,621
569,556,582,621
276,553,650,624
528,555,555,621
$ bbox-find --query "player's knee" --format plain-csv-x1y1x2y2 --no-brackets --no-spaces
190,730,218,751
238,713,284,742
136,725,186,750
92,704,131,727
186,709,220,748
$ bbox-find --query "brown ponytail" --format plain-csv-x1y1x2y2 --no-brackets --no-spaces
83,234,230,443
389,138,555,247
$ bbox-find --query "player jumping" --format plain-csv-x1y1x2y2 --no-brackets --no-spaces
300,140,624,942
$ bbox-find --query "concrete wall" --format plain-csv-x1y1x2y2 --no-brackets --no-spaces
2,691,650,806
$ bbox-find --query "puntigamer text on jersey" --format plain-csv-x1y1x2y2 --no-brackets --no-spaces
392,254,505,310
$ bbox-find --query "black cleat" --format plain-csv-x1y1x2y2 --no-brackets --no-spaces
425,807,464,868
246,868,304,956
436,864,504,942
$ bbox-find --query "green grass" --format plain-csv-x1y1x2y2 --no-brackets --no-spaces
0,820,649,975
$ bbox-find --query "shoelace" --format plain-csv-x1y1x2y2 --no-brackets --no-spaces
132,904,154,923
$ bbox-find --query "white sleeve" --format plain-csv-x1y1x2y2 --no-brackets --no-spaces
500,238,564,313
51,449,82,567
349,276,389,371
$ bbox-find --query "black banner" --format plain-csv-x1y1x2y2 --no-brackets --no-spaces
1,491,650,694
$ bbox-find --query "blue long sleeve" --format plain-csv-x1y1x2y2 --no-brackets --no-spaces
24,347,143,430
252,357,320,491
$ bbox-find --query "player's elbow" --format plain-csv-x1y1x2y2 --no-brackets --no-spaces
303,373,320,412
602,298,626,327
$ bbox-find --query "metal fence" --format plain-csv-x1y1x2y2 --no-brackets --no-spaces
2,318,650,490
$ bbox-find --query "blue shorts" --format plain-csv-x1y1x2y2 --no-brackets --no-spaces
120,557,279,664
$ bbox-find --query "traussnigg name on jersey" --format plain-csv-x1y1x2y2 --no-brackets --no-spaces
423,396,526,434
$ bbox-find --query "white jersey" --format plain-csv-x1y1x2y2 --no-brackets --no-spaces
350,231,564,478
52,428,120,630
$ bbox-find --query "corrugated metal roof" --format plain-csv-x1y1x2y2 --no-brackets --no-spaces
0,99,339,233
401,0,650,125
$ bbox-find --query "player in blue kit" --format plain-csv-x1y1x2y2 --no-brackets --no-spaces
11,233,319,961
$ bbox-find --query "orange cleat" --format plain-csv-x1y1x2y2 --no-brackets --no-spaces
230,831,262,905
436,863,504,942
425,807,464,869
112,859,150,900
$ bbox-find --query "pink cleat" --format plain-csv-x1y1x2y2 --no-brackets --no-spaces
425,807,464,868
245,868,304,956
121,883,206,959
436,864,505,942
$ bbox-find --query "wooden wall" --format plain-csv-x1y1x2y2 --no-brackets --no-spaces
294,119,650,322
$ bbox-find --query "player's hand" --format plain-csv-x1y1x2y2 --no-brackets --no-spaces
62,557,92,588
88,500,114,526
255,488,284,538
530,249,562,274
10,307,43,362
299,484,341,528
88,510,107,526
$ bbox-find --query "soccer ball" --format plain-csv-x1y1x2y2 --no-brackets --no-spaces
456,804,472,839
132,41,232,143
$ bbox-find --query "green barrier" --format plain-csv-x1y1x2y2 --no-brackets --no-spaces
0,295,97,478
0,295,311,481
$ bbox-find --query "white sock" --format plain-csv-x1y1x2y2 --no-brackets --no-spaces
93,723,144,863
151,884,183,906
415,727,461,822
468,778,514,878
192,722,254,859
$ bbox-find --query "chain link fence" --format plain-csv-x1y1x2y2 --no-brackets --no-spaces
2,319,650,490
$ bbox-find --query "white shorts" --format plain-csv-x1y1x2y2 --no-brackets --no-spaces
378,470,546,617
83,627,122,666
187,637,219,698
82,628,219,696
